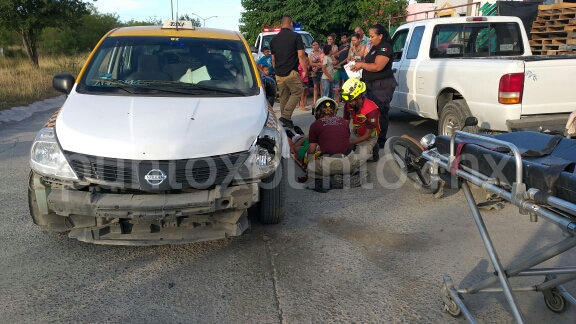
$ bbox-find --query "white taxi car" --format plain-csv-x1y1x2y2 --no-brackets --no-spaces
27,21,288,245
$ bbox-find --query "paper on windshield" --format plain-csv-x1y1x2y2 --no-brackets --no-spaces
179,66,210,83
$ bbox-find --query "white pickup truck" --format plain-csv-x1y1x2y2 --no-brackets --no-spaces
388,16,576,135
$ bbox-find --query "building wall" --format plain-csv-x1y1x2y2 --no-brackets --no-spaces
406,4,437,22
407,0,498,21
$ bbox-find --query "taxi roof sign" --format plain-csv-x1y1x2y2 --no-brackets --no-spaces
162,20,195,30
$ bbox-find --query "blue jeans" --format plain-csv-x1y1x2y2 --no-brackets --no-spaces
321,79,334,99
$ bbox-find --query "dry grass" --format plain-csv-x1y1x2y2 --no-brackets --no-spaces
0,53,88,111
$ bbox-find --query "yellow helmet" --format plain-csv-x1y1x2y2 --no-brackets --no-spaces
341,78,366,102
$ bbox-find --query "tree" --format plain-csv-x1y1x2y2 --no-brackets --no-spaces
240,0,358,45
41,7,123,55
353,0,408,32
0,0,90,67
178,14,202,27
123,16,163,27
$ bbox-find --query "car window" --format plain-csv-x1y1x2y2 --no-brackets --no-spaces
430,22,524,58
406,26,425,59
391,29,409,61
263,33,313,49
77,36,259,97
300,33,313,47
262,35,274,49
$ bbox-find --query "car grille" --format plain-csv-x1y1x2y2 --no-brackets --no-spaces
65,151,249,190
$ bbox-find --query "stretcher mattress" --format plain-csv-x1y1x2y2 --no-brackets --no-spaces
435,131,576,204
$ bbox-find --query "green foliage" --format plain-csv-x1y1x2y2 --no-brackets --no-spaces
0,0,91,66
41,10,122,55
178,14,202,27
354,0,408,32
124,16,163,26
239,0,408,45
0,29,18,46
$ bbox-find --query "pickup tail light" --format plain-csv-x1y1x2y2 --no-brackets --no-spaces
499,73,524,104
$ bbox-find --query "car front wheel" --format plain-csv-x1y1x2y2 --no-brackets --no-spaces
256,158,286,224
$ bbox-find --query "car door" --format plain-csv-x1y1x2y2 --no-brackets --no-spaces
398,25,426,113
390,28,409,110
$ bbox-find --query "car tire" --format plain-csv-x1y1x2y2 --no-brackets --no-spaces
257,158,286,225
439,99,478,136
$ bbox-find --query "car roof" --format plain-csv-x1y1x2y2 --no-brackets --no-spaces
109,26,242,41
398,16,523,28
260,30,311,36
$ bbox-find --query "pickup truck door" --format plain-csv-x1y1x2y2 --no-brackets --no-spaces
390,29,410,110
397,26,426,112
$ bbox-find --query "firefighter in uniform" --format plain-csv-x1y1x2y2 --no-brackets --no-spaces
341,78,381,164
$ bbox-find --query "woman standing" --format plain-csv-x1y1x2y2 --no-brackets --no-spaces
348,33,366,62
326,34,339,57
308,40,324,107
350,24,397,149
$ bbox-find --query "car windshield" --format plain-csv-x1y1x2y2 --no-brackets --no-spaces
262,33,314,49
77,36,259,96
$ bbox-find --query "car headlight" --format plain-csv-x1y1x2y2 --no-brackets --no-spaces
235,112,281,181
30,127,78,181
420,133,436,150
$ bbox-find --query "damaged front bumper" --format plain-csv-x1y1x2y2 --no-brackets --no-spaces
29,173,259,245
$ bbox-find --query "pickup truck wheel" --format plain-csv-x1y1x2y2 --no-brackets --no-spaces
257,158,286,224
439,99,479,136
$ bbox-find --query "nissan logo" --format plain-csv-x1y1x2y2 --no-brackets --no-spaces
144,169,167,186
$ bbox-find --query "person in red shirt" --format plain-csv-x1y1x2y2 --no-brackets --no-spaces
341,78,380,163
306,97,357,179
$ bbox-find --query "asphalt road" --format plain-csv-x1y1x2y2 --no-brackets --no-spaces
1,103,575,323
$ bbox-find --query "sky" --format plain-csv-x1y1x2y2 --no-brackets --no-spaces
94,0,244,31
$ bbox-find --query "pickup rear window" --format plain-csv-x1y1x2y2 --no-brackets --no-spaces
430,22,524,58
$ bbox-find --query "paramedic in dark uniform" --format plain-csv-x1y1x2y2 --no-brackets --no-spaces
350,23,397,148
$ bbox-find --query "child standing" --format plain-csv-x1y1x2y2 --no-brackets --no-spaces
332,56,341,105
321,44,335,99
298,63,309,110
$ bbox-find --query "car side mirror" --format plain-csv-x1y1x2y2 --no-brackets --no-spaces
250,46,258,54
53,73,75,95
464,116,478,127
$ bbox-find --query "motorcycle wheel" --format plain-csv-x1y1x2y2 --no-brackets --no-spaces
384,136,437,194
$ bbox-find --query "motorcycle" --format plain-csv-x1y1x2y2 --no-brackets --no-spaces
384,117,479,197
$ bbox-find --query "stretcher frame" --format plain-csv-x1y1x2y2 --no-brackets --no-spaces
421,130,576,323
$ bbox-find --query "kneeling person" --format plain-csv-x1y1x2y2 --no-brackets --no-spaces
341,78,380,163
307,97,355,179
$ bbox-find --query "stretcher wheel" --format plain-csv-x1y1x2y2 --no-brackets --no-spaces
384,136,436,194
544,289,566,313
442,295,463,317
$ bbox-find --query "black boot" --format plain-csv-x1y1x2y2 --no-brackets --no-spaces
368,144,379,163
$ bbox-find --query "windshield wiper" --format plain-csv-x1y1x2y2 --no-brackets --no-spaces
149,80,249,96
90,78,139,93
90,79,249,96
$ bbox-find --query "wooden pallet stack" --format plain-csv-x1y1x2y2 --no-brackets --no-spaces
530,3,576,55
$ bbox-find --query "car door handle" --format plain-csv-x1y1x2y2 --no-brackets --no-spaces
392,68,397,73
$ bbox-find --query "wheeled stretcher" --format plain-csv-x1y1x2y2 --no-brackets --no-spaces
421,130,576,323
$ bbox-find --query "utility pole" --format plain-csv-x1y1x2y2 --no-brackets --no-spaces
191,13,218,27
